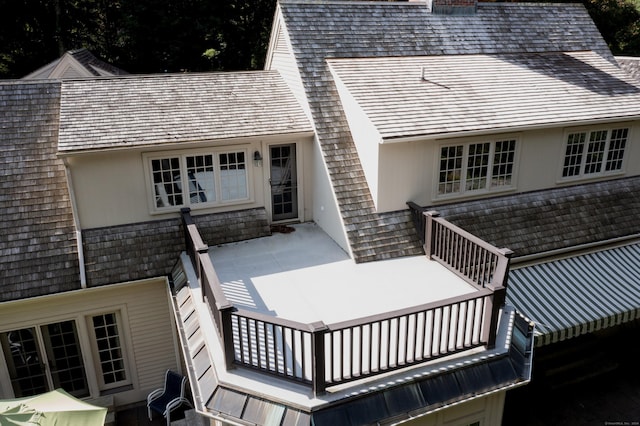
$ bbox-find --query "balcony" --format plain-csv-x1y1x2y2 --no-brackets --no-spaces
178,207,514,397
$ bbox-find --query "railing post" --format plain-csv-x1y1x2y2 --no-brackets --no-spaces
310,321,328,396
197,249,208,303
220,304,236,371
494,248,514,288
180,207,192,254
484,248,513,348
424,210,440,259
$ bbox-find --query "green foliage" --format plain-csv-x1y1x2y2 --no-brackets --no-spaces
0,0,637,78
584,0,640,56
0,0,276,78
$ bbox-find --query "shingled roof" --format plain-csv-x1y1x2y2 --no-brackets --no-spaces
58,71,313,153
0,81,81,302
328,51,640,140
278,0,615,262
617,56,640,82
22,48,128,80
430,176,640,258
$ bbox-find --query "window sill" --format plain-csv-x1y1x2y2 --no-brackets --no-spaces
433,186,516,203
148,198,255,216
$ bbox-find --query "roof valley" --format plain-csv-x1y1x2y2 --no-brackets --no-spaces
310,74,424,262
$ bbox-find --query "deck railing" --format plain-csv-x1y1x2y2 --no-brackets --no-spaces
180,208,511,395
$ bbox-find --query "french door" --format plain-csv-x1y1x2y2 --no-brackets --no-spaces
0,320,89,398
270,144,298,221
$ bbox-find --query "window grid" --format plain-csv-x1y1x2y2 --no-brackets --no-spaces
438,139,516,197
186,154,215,203
149,150,248,210
492,139,516,186
562,132,586,177
1,328,47,397
92,313,127,385
152,157,183,207
438,145,463,195
562,128,629,178
219,152,247,201
606,128,628,171
43,321,88,396
584,130,607,174
466,143,490,191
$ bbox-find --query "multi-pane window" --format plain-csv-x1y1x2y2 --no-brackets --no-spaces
149,150,248,210
92,313,128,388
438,139,516,197
219,152,247,201
186,154,216,203
562,128,628,178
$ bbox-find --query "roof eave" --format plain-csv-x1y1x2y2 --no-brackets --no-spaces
381,115,640,143
56,129,316,157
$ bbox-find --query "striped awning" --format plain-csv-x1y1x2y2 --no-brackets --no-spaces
506,243,640,347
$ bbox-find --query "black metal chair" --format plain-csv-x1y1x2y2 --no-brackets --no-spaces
147,370,192,426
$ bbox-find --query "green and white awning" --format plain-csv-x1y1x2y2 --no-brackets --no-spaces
507,243,640,347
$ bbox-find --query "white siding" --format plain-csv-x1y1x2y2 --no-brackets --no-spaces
375,121,640,212
68,138,270,228
0,279,179,407
330,65,382,208
266,9,312,121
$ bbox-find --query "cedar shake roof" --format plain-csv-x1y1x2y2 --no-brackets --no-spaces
617,56,640,82
0,81,81,302
328,51,640,140
279,0,615,262
82,208,271,287
22,48,128,80
66,48,128,77
430,176,640,258
58,71,313,153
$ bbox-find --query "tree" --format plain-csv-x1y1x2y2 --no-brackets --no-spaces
584,0,640,56
0,0,637,79
0,0,276,78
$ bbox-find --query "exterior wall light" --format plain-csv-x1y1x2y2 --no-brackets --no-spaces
253,150,263,167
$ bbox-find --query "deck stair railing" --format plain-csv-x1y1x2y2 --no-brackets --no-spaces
180,208,511,396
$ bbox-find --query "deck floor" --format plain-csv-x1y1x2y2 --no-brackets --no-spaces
209,222,475,325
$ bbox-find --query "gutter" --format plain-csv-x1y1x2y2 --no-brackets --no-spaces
382,117,640,144
512,233,640,267
63,158,87,288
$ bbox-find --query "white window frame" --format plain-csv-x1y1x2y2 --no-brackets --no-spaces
435,137,518,200
560,126,630,181
0,320,91,398
86,310,133,392
144,147,251,213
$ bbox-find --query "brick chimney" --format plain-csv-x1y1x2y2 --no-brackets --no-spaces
428,0,477,15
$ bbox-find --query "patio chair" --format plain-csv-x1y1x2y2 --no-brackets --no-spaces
147,370,192,426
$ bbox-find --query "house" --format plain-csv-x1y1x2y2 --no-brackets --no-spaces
1,0,639,425
21,48,128,80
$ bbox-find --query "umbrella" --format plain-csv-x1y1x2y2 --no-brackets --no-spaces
0,389,107,426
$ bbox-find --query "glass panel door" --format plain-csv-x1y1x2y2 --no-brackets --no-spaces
41,321,89,397
1,328,48,397
270,144,298,221
1,320,89,398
